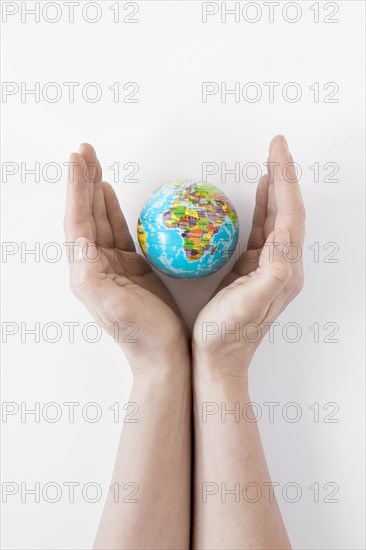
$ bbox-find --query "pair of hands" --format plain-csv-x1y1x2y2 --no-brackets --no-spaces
64,136,305,374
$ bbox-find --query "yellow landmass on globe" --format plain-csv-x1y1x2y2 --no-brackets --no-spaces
137,220,148,254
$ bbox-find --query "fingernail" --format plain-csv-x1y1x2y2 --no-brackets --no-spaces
274,229,289,245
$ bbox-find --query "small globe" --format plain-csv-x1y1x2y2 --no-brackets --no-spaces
137,178,239,279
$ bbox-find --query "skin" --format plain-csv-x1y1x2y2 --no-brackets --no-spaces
64,144,189,367
193,135,305,372
64,135,304,549
64,144,191,549
192,135,305,549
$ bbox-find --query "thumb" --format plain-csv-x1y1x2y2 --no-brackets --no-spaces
68,237,104,299
233,229,292,322
257,228,292,299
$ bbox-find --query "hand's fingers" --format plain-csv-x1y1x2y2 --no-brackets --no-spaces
257,256,304,337
232,175,269,276
259,285,296,330
269,135,305,247
264,159,277,239
233,228,292,320
79,143,114,248
103,182,136,251
257,224,305,329
247,174,269,248
64,152,94,243
256,227,293,300
68,237,103,298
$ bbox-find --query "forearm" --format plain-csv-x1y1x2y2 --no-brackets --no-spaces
192,352,291,550
94,344,192,550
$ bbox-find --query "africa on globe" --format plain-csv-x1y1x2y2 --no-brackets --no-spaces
137,178,239,279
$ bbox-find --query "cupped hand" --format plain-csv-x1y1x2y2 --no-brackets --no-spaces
192,135,306,375
64,144,188,367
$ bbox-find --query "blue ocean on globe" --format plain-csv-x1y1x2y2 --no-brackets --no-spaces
137,178,239,279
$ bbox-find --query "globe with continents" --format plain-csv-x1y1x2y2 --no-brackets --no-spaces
137,178,239,278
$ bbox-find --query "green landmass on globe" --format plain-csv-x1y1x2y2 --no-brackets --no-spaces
162,183,237,261
137,178,239,279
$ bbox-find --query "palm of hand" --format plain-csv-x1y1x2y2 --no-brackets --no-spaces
193,136,305,367
64,144,186,354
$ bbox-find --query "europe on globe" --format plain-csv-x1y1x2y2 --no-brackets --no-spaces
137,178,239,279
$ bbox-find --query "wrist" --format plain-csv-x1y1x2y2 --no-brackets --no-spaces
192,338,251,383
126,337,191,381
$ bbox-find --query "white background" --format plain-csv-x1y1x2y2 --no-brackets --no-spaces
1,1,365,549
